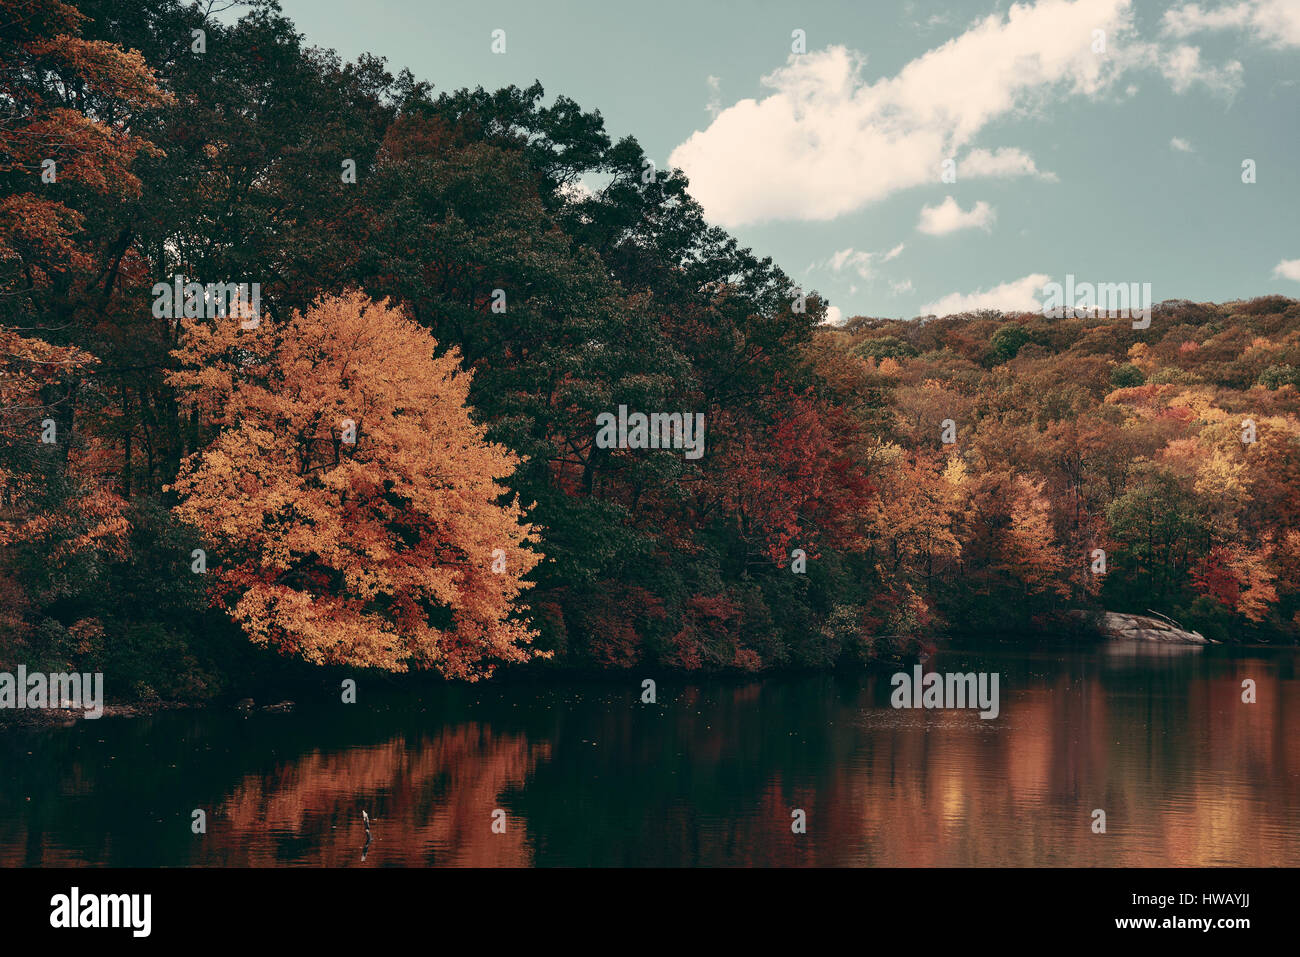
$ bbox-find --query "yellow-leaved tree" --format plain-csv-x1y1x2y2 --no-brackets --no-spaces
167,290,543,678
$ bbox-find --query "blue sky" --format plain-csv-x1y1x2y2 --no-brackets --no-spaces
273,0,1300,321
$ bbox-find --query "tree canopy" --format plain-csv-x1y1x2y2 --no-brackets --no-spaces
2,0,1297,696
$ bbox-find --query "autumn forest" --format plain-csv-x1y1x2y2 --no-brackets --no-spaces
3,0,1300,703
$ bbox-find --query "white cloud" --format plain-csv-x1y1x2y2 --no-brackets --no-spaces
669,0,1240,227
829,247,876,277
558,179,595,203
1165,0,1255,33
921,273,1051,316
1159,44,1243,95
917,196,996,235
890,279,915,295
1163,1,1300,48
670,0,1145,227
1170,136,1196,151
705,75,722,118
822,305,845,325
822,242,906,277
1273,258,1300,281
959,146,1058,181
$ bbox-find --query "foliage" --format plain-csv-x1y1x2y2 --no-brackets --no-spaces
2,1,1297,699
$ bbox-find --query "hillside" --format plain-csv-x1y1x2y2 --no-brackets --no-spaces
814,296,1300,643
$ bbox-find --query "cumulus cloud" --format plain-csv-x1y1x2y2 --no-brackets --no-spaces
1170,136,1196,151
1163,1,1300,48
670,0,1141,227
921,273,1051,316
1273,258,1300,281
822,304,845,325
669,0,1238,227
918,196,996,235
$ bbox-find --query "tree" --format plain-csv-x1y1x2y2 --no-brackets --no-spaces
988,324,1031,365
1105,465,1203,602
856,335,919,362
1110,363,1146,388
0,0,175,677
0,0,170,307
168,291,543,678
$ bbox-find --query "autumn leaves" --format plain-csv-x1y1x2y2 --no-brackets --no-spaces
167,291,542,679
7,0,1299,694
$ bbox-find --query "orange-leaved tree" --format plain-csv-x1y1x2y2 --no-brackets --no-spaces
0,0,171,292
1,0,168,644
167,290,543,678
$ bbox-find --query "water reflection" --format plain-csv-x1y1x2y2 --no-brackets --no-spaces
1,646,1296,866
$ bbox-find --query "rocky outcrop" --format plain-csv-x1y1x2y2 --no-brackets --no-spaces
1095,611,1212,644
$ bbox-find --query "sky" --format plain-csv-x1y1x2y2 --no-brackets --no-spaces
270,0,1300,322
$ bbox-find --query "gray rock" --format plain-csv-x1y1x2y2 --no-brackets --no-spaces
1097,611,1211,644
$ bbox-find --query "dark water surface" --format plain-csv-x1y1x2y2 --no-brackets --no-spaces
2,645,1297,866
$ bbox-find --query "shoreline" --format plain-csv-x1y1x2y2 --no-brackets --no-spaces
4,629,1294,732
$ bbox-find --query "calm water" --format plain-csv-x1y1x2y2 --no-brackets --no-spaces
2,645,1298,867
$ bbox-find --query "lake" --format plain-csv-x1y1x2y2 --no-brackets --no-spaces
2,644,1297,866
